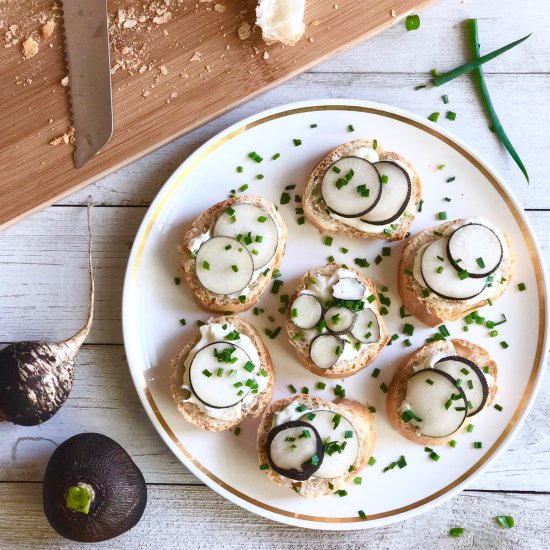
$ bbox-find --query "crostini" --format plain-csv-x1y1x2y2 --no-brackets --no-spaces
257,395,376,497
170,316,274,431
286,263,389,378
180,196,287,313
386,339,498,446
398,217,513,326
303,139,422,241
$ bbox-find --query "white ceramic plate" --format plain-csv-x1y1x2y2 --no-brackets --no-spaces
122,100,548,530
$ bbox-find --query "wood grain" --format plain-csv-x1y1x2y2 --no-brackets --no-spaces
0,0,438,229
0,483,547,548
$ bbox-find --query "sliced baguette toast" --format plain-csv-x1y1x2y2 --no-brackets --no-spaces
286,263,389,378
180,195,287,313
303,139,422,241
170,315,275,432
257,395,376,497
386,339,498,446
398,220,514,326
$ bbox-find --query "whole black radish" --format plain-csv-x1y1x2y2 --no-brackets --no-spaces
0,202,94,426
43,433,147,542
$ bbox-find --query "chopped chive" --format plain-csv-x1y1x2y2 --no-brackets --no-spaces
500,341,509,349
179,318,186,326
310,123,318,128
380,383,388,393
428,112,440,123
354,258,370,268
271,153,280,160
414,84,427,91
449,527,464,538
446,111,457,121
280,192,290,204
494,404,503,411
381,174,389,184
368,456,377,466
375,255,383,265
293,139,302,146
202,369,212,377
259,463,269,470
473,441,483,449
202,261,210,270
518,282,526,291
238,295,246,304
335,490,347,497
382,246,391,257
438,211,448,220
348,124,355,132
467,424,474,433
405,14,420,31
231,265,239,272
371,368,380,379
234,427,241,436
458,270,469,280
358,510,367,519
429,451,440,461
316,382,326,390
495,515,515,529
442,94,449,104
397,455,407,469
288,384,297,394
239,184,249,192
449,439,457,448
324,236,333,246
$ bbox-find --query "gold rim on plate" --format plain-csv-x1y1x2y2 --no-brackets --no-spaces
130,105,546,523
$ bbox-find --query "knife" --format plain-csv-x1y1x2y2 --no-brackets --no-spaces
60,0,113,168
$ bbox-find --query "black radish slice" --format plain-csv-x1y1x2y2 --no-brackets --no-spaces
332,277,366,301
43,433,147,543
421,238,486,300
299,410,360,479
188,342,255,408
323,306,356,335
434,356,489,416
195,236,254,295
350,308,380,344
320,156,382,218
447,223,503,278
290,294,323,330
213,203,278,270
404,369,468,438
309,334,344,370
266,420,324,481
0,202,94,426
361,161,411,225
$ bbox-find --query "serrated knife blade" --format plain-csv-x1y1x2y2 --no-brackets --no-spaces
61,0,113,168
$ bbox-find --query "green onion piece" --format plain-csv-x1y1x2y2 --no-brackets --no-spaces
335,490,347,497
446,111,457,121
518,282,526,291
414,84,427,90
259,464,269,470
236,166,243,173
467,19,529,182
380,383,388,393
348,124,355,132
429,451,440,461
405,14,420,31
449,439,457,448
239,184,248,192
473,441,483,449
442,94,449,104
316,382,326,390
234,427,241,436
438,211,448,220
449,527,464,538
368,456,376,466
288,384,297,394
358,510,367,519
271,153,280,160
428,112,440,123
371,368,380,379
500,341,509,349
494,403,503,411
179,318,186,326
293,139,302,146
495,515,514,529
397,455,407,469
434,30,531,87
467,423,474,433
202,369,212,377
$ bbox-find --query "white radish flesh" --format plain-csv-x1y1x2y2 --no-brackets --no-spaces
323,306,356,334
268,425,320,472
290,294,323,330
321,157,382,218
350,308,380,344
309,334,344,370
447,223,503,278
404,369,467,438
434,356,489,416
195,236,254,295
361,161,411,225
420,238,486,300
189,342,255,408
213,203,278,270
299,410,360,479
332,278,366,301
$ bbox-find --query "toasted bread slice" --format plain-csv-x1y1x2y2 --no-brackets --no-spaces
257,395,376,497
303,139,422,241
386,339,498,446
398,220,514,326
170,315,275,432
286,263,389,378
180,195,287,313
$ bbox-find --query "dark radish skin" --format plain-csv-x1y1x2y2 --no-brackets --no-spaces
0,202,94,426
43,433,147,543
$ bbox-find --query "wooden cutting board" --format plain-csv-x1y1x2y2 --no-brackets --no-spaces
0,0,437,229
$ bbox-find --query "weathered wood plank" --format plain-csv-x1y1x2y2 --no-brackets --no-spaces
0,344,547,491
0,207,548,344
0,483,547,549
63,73,550,210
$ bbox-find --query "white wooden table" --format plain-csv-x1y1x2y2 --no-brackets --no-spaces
1,0,548,547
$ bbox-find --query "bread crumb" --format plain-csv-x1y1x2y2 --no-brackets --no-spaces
142,90,151,98
310,19,320,27
263,51,269,60
22,36,39,59
238,21,251,40
123,20,138,29
190,51,202,61
214,4,225,13
61,76,69,86
50,127,75,146
159,65,168,75
153,12,172,25
170,91,178,99
42,20,55,39
391,9,397,17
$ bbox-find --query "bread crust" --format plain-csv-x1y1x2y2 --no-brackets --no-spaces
398,220,514,326
303,140,422,241
257,395,376,497
170,315,275,432
180,195,288,313
285,263,389,378
386,339,498,446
